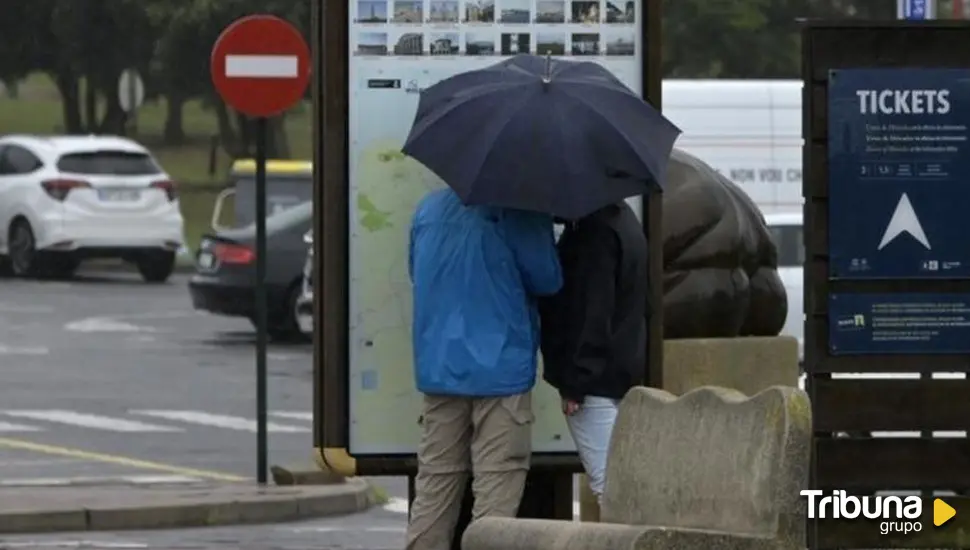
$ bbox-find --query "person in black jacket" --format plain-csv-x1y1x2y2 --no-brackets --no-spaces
539,201,647,503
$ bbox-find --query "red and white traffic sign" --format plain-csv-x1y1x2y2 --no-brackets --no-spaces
210,14,311,118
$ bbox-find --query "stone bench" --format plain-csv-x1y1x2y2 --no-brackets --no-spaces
463,385,811,550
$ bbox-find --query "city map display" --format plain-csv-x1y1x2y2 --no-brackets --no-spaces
347,0,642,455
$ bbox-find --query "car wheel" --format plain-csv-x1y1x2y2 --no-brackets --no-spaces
258,283,310,343
8,220,40,278
136,250,176,283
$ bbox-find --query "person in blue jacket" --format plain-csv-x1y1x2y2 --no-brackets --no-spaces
405,187,562,550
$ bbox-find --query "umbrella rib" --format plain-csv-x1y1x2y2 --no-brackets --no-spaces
463,90,546,205
558,84,675,176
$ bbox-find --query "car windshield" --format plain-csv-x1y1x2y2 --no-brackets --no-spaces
768,224,804,267
56,150,162,175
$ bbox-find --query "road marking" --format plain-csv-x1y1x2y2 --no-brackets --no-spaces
270,411,314,422
267,352,306,361
383,497,409,514
63,317,154,333
0,474,201,487
0,303,54,313
0,541,149,548
0,421,40,432
225,55,299,78
130,410,310,433
0,437,246,482
1,411,182,433
0,345,49,356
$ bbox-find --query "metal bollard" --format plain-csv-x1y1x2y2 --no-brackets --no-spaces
578,474,600,522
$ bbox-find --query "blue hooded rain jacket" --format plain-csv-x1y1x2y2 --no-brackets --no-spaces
409,188,562,397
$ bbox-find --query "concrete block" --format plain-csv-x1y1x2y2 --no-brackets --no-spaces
463,517,779,550
581,336,801,523
602,386,811,549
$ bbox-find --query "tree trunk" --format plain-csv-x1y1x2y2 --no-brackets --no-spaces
235,111,253,157
214,100,242,158
52,72,83,134
83,79,98,133
98,101,126,135
163,94,186,144
267,116,291,158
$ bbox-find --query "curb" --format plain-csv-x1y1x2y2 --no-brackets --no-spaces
0,478,373,534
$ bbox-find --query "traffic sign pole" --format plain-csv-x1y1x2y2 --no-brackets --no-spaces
254,117,269,485
210,14,310,486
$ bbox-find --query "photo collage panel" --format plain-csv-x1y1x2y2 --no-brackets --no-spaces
352,0,637,58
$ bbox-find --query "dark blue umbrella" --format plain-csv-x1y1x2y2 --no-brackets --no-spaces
401,54,682,219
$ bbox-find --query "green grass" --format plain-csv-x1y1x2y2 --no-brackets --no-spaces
369,483,391,505
0,73,311,250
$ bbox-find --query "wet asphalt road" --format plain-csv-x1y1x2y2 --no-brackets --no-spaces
0,269,409,549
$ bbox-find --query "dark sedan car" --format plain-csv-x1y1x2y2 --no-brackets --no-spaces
188,201,312,341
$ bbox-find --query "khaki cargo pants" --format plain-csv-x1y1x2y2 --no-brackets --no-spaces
405,391,534,550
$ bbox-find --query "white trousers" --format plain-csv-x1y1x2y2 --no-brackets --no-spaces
565,395,620,504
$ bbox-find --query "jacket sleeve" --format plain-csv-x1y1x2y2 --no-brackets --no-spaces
408,222,415,283
502,211,563,297
558,224,618,402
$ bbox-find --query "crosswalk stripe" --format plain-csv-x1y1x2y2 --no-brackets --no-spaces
0,474,201,486
0,410,182,432
130,410,310,433
270,411,313,422
0,420,40,432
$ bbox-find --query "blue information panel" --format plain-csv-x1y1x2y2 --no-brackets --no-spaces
829,293,970,354
828,68,970,279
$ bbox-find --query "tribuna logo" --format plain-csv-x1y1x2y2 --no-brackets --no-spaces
800,490,923,535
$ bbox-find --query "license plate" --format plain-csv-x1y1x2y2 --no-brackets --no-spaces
98,189,141,202
198,252,215,270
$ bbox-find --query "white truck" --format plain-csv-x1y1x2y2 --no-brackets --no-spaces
663,79,803,356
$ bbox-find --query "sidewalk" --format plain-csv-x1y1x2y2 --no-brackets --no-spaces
0,478,372,534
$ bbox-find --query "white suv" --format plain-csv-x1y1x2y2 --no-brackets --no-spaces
764,211,804,363
0,135,184,282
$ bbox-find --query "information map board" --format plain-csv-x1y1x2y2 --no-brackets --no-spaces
346,0,643,455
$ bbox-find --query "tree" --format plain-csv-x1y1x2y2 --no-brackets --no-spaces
662,0,896,79
154,0,310,156
0,1,45,86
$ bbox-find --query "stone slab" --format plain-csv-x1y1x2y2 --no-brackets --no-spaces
463,517,780,550
603,386,810,549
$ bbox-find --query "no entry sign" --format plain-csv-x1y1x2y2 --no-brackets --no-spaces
210,14,311,118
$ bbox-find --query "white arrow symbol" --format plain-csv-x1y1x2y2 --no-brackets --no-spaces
878,192,931,251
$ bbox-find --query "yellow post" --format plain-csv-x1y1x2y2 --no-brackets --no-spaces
578,474,601,522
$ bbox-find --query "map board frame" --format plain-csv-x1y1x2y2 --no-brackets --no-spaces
803,21,970,549
310,0,664,476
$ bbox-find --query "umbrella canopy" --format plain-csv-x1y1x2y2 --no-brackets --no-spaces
402,54,682,219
